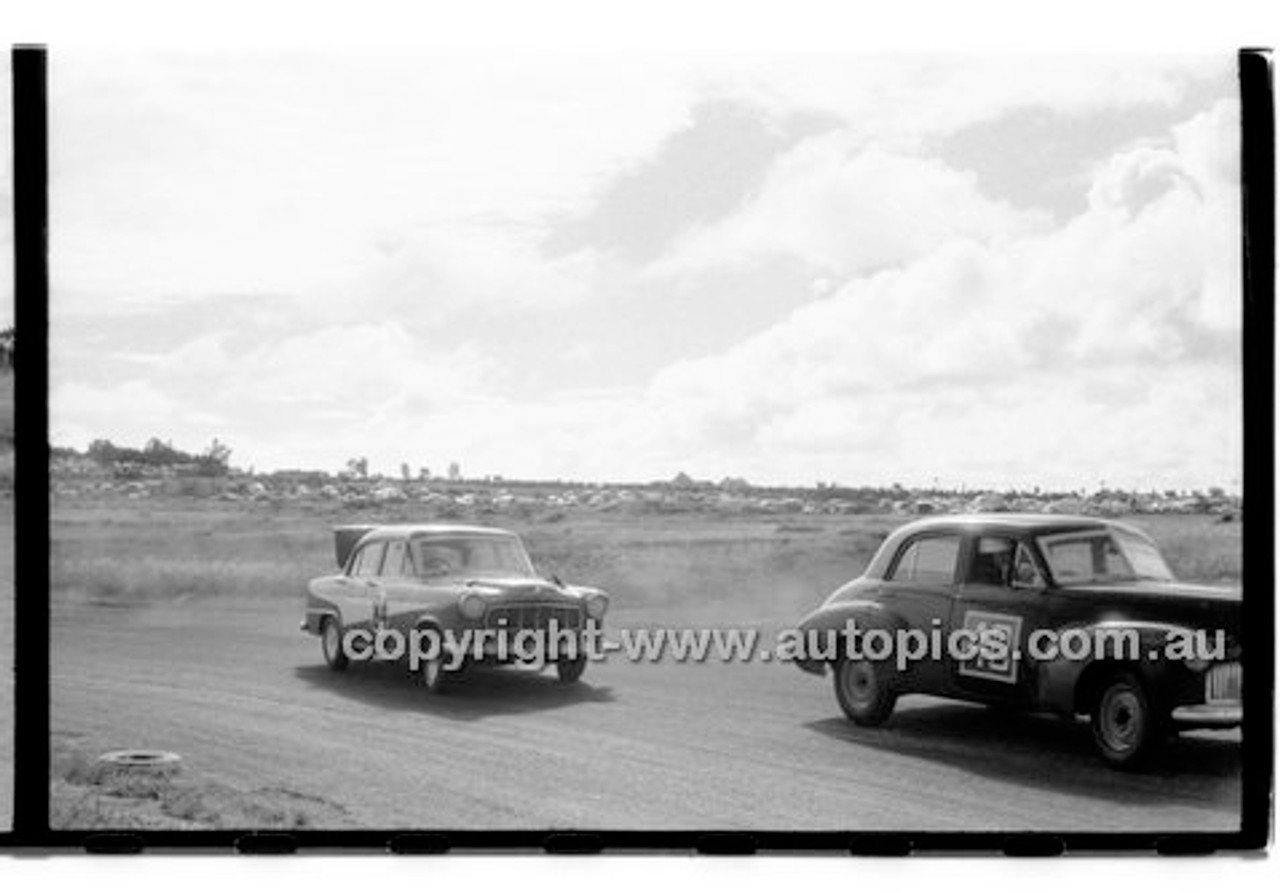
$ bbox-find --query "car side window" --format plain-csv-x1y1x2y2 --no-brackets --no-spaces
967,536,1015,586
1043,540,1088,581
966,537,1046,588
889,534,960,585
349,542,386,578
416,543,463,577
383,541,409,578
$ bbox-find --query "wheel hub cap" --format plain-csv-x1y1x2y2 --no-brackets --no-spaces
843,664,873,706
1102,690,1140,750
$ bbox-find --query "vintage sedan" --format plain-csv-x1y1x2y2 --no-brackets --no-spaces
792,515,1241,768
301,524,608,692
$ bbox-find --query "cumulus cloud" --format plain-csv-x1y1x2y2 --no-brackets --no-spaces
48,54,1242,490
310,221,601,324
713,55,1223,149
51,378,181,448
74,322,499,471
49,52,700,318
651,138,1048,277
621,99,1242,488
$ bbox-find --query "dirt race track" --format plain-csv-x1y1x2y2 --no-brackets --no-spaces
50,592,1240,832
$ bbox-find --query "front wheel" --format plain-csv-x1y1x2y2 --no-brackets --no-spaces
833,658,896,726
1091,671,1160,769
419,651,451,694
320,617,349,671
556,656,587,684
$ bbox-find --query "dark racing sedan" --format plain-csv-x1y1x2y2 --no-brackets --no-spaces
792,515,1241,768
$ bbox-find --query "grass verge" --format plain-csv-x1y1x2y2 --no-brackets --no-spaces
51,742,352,830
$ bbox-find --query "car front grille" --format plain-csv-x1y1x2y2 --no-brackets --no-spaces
484,604,584,631
1205,662,1242,703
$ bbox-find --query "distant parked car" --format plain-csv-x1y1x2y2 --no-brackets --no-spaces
792,515,1241,768
302,524,608,691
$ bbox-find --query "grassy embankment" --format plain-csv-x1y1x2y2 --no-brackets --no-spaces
51,494,1243,625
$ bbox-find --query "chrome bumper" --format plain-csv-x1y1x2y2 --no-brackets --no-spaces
1170,702,1242,727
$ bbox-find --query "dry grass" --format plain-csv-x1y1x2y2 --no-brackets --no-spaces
50,741,351,830
51,500,326,609
50,495,1242,624
1123,514,1244,584
0,369,11,443
0,369,11,491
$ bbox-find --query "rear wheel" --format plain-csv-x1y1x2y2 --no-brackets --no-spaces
556,656,587,684
1091,671,1160,769
833,658,896,726
320,617,349,671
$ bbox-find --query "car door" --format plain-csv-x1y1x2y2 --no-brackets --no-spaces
341,539,386,630
377,539,417,632
875,530,962,692
946,532,1048,705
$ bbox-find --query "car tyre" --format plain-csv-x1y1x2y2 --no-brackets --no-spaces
420,654,449,694
1091,670,1159,769
556,656,587,684
320,616,349,671
833,658,896,726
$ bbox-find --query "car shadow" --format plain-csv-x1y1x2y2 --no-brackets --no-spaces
804,699,1240,805
294,659,615,721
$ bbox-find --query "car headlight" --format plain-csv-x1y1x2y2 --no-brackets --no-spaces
584,593,608,620
458,592,486,620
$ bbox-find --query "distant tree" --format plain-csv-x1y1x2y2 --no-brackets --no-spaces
346,457,369,479
401,462,411,481
88,438,147,465
448,461,461,481
197,438,233,476
147,437,196,466
87,439,118,464
418,467,431,481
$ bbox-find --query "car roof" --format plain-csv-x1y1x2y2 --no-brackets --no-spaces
337,524,519,540
893,513,1146,537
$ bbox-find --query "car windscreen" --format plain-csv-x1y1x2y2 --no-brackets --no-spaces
411,536,536,579
1036,528,1175,585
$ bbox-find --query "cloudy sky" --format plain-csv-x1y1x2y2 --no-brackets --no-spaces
46,52,1242,491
